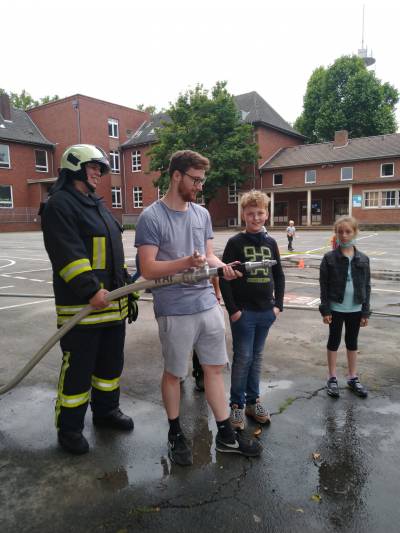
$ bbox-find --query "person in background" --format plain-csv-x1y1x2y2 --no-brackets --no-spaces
220,190,285,431
40,145,136,455
135,150,262,466
286,220,296,251
319,216,371,399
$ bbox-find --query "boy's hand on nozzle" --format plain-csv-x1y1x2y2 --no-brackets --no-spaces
189,250,207,269
323,315,332,324
222,261,243,280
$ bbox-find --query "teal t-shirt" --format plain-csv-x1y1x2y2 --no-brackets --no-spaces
330,256,362,313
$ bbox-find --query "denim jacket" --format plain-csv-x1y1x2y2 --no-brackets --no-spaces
319,246,371,318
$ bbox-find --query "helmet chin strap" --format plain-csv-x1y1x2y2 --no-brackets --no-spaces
75,167,95,193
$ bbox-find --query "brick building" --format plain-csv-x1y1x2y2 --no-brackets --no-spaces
27,94,149,223
120,91,304,227
260,130,400,228
0,93,55,231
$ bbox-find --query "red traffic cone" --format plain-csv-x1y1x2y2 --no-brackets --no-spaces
298,259,305,269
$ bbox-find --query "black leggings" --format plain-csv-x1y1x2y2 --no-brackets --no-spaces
327,311,362,352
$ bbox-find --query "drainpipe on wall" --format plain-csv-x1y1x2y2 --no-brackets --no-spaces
72,99,81,143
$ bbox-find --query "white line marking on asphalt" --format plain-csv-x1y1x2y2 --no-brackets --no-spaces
0,299,50,311
0,259,16,269
14,276,27,280
0,256,49,262
0,285,14,290
29,279,46,282
1,268,52,275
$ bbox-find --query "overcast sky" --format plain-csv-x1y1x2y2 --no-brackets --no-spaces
4,0,400,129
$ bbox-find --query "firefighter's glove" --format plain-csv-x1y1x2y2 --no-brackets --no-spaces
127,292,139,323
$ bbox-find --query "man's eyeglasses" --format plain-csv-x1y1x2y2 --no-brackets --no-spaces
182,172,207,187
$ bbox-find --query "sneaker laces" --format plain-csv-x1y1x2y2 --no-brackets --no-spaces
254,403,267,417
231,407,244,423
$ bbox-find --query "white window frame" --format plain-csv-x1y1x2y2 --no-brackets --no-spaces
34,149,48,172
0,184,13,208
305,169,316,184
273,173,283,186
341,166,353,181
108,118,119,138
228,183,238,204
131,150,142,172
363,189,399,209
111,186,122,208
381,162,394,178
0,144,10,169
133,186,143,208
381,190,397,207
109,150,120,173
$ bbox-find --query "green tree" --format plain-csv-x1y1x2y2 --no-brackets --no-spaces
294,56,399,143
136,103,157,114
0,89,59,109
148,81,258,206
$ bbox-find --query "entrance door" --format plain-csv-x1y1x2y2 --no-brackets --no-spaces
299,200,322,225
333,198,348,220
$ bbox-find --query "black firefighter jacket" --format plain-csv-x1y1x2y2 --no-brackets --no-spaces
319,246,371,319
40,184,128,328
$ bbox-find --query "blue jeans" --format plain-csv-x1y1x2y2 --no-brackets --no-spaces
230,308,276,408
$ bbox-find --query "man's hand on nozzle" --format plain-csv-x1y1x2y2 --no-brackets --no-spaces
189,250,207,269
90,288,109,309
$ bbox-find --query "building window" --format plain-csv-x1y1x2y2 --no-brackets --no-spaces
0,184,13,208
381,163,394,177
364,191,380,208
341,167,353,181
34,149,48,172
228,183,238,204
0,144,10,168
381,190,397,207
109,151,120,173
305,169,316,184
133,186,143,208
132,150,142,172
196,193,205,205
273,173,283,186
108,118,119,138
111,186,122,208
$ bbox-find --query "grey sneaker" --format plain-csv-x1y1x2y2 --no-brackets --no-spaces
347,377,368,398
327,377,340,398
245,401,271,424
230,404,245,430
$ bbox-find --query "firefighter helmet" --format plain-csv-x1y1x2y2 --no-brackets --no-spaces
60,144,110,176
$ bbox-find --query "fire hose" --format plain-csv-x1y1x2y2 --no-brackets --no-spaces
0,259,276,396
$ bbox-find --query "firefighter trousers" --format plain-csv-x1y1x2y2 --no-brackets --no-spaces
55,322,126,432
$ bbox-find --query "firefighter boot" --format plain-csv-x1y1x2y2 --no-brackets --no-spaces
93,408,134,431
58,430,89,455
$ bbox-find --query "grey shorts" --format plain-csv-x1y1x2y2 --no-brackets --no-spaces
156,305,228,378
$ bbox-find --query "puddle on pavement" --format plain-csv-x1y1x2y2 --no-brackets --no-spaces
261,379,293,391
372,403,400,416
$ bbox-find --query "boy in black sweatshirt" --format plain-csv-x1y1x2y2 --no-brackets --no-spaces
220,190,285,430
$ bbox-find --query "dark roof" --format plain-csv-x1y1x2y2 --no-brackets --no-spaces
234,91,304,139
0,107,54,147
122,91,304,148
121,113,171,148
261,132,400,170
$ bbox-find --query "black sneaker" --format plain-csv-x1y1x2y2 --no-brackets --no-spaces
58,430,89,455
215,431,263,457
93,408,134,431
168,433,193,466
327,377,340,398
347,377,368,398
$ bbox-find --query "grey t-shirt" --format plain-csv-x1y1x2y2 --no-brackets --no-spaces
135,200,217,317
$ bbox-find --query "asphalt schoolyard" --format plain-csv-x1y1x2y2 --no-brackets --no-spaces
0,229,400,532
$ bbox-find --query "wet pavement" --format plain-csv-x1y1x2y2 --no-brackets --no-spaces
1,230,400,532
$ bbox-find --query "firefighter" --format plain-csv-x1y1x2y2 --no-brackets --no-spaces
40,144,137,455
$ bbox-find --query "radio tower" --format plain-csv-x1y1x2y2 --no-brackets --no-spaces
358,5,375,67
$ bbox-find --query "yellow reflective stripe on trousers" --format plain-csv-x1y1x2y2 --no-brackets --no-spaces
59,391,90,408
56,302,121,315
92,237,106,270
55,350,71,428
91,375,120,392
57,311,125,326
59,258,92,283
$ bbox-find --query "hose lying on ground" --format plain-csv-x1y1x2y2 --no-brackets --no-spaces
0,260,275,396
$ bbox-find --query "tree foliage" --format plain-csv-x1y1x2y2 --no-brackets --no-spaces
294,56,399,143
0,88,59,109
148,81,258,206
